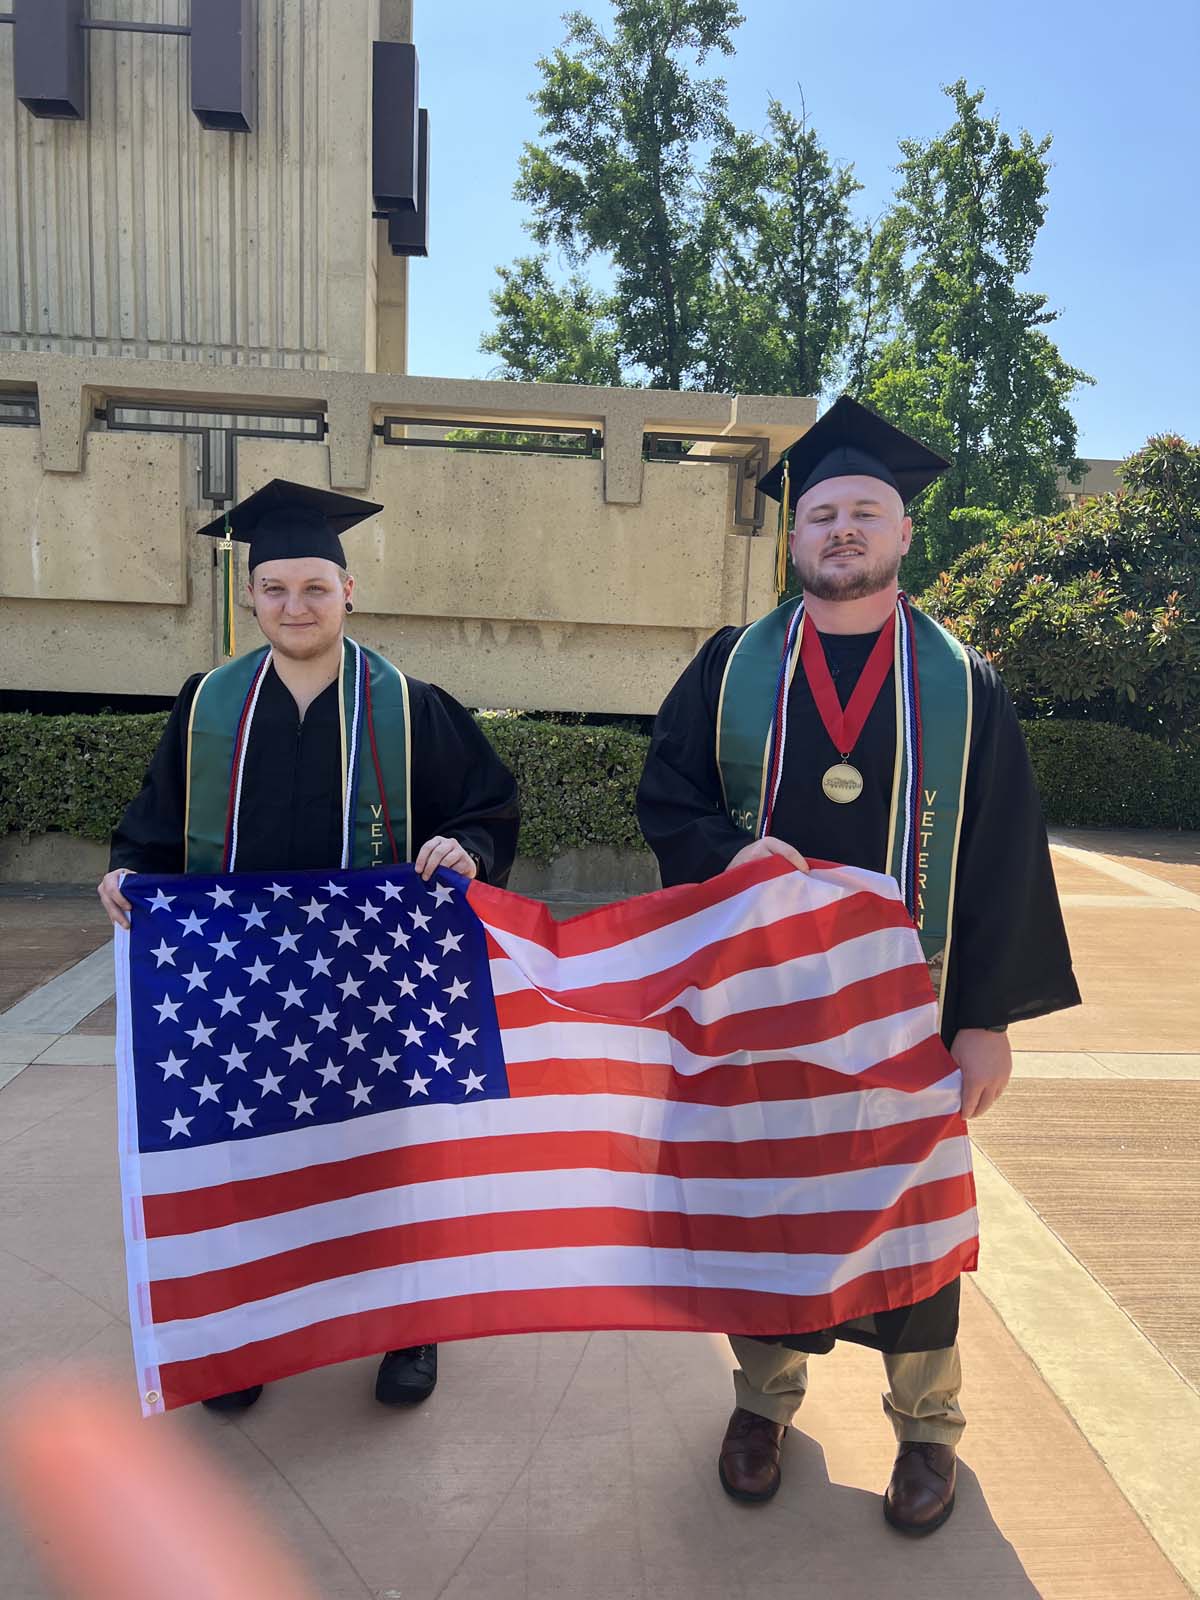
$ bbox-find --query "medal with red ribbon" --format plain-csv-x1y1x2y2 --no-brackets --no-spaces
800,614,896,803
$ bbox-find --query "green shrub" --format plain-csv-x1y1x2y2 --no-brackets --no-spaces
1022,721,1197,830
921,434,1200,743
1,710,1194,860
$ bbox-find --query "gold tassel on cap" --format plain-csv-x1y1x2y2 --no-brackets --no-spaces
774,457,791,601
219,511,236,657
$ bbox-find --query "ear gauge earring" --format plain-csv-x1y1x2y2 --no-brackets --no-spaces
345,601,354,614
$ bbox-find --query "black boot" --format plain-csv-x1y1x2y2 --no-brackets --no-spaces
375,1344,438,1405
201,1385,264,1413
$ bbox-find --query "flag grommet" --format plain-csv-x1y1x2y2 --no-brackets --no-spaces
144,1389,161,1404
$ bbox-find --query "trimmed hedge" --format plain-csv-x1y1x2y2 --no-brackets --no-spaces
0,710,1196,862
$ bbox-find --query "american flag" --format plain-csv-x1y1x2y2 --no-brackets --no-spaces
114,856,978,1413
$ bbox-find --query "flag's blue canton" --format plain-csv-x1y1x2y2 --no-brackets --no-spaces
126,866,508,1155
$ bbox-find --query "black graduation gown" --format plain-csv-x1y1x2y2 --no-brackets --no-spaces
637,619,1080,1353
110,663,520,885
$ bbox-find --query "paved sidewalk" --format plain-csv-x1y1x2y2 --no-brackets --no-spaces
1,831,1197,1597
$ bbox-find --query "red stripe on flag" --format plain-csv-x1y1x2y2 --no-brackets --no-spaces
149,1174,977,1324
495,964,934,1053
143,1116,961,1239
156,1240,978,1411
487,891,917,1019
504,1036,955,1103
468,853,799,957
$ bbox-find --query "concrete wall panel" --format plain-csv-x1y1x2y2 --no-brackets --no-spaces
234,438,738,630
0,429,188,603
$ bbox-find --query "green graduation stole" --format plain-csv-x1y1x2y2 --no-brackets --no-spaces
183,639,412,874
716,596,973,1008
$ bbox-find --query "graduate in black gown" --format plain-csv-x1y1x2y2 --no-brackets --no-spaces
100,480,519,1414
637,398,1079,1535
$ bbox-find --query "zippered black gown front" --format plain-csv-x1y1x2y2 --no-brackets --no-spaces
636,618,1080,1352
110,663,519,884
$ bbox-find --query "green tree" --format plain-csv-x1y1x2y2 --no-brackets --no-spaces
492,0,743,390
922,435,1200,743
480,255,623,386
702,97,866,396
858,81,1092,590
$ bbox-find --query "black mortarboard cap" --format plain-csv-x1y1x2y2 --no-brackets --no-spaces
758,396,951,511
196,479,384,570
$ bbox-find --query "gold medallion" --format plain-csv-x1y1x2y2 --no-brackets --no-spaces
821,762,864,804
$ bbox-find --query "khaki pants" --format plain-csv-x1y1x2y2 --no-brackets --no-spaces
729,1336,965,1448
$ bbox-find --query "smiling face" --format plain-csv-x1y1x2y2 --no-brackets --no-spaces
247,558,354,660
788,474,913,602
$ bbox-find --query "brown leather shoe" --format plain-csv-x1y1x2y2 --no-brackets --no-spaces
883,1441,957,1535
718,1406,787,1503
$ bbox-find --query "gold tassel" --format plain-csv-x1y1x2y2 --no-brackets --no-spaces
774,458,791,601
220,511,235,657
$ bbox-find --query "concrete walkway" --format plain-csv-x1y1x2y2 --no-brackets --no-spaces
1,831,1197,1598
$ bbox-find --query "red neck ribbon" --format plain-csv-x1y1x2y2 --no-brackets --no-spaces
800,613,896,759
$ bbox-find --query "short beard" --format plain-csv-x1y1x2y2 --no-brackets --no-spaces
793,549,902,602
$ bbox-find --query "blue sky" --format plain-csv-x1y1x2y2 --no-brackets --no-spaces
409,0,1200,460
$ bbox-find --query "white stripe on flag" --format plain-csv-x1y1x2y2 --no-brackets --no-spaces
146,1135,975,1279
138,1073,963,1196
483,866,902,994
150,1210,980,1364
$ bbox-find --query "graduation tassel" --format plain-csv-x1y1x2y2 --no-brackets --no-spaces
219,511,235,658
774,458,791,602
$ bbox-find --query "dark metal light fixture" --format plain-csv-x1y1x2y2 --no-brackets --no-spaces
387,109,430,258
5,0,256,130
371,42,420,213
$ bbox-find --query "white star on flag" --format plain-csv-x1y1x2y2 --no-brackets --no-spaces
317,1061,343,1085
272,928,301,954
459,1069,486,1094
177,910,207,938
193,1076,221,1105
214,989,245,1017
452,1024,478,1049
151,941,177,968
322,881,348,898
243,956,273,985
157,1052,186,1080
186,1020,215,1049
416,956,438,981
283,1037,312,1065
430,1049,453,1073
342,1027,367,1054
220,1044,249,1074
444,978,470,1003
358,901,382,923
401,1022,424,1048
301,899,327,923
393,974,417,998
368,998,395,1023
305,950,334,977
364,947,388,972
423,1002,446,1026
408,907,431,931
227,1100,256,1128
241,904,268,930
147,888,175,913
337,974,364,1001
404,1069,431,1097
333,921,359,947
373,1049,400,1074
183,963,211,992
431,883,456,907
209,932,239,961
436,931,464,955
312,1005,339,1032
267,883,293,900
152,994,182,1024
206,885,235,908
277,981,306,1010
348,1080,373,1107
163,1108,193,1139
290,1090,317,1119
249,1013,278,1041
254,1067,285,1096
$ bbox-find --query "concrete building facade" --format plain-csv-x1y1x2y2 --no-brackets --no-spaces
0,1,809,715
